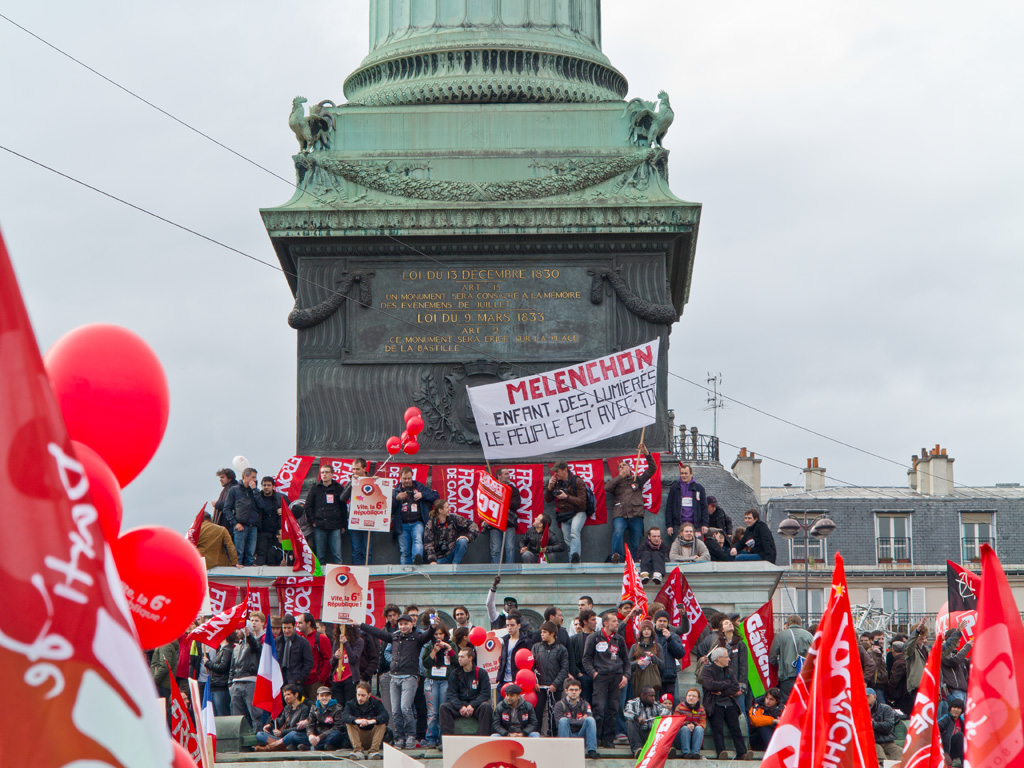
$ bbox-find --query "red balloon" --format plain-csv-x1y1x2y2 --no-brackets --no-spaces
71,440,123,542
404,406,422,423
514,647,535,669
515,668,537,692
112,525,207,649
404,439,420,455
45,324,169,488
468,626,487,646
171,741,199,768
522,689,538,707
407,415,425,436
500,683,510,698
386,436,401,455
401,429,410,443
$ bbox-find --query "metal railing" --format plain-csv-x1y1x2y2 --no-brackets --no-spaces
877,537,912,562
671,429,720,462
961,537,995,562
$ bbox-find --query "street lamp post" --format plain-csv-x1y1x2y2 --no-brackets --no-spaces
777,512,837,626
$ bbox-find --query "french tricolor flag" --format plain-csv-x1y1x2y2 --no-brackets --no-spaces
201,675,218,758
252,629,284,718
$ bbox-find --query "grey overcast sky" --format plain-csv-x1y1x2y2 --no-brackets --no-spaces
2,1,1022,534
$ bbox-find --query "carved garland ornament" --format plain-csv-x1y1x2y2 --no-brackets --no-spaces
588,267,678,325
288,272,372,330
301,150,655,202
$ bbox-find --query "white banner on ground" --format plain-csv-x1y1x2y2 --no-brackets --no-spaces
467,339,660,460
349,476,396,532
321,564,371,624
441,735,584,768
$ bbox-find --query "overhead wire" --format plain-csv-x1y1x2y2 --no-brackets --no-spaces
0,12,1014,502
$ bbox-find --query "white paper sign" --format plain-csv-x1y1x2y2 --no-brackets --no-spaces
349,476,396,532
467,340,659,459
321,564,371,624
441,735,584,768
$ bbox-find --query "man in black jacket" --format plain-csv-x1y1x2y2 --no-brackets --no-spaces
665,464,709,538
224,468,260,565
361,612,438,750
492,684,539,737
253,476,287,566
867,688,901,763
532,621,570,733
707,497,733,536
277,615,314,687
391,467,439,566
485,468,522,565
306,686,346,752
441,647,493,736
496,612,535,690
341,682,389,759
304,465,348,565
701,647,750,760
735,509,777,564
213,467,238,529
582,613,629,748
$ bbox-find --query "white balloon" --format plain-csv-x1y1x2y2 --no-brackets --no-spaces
232,455,249,474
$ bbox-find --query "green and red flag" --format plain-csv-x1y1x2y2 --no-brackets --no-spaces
737,599,776,697
635,715,685,768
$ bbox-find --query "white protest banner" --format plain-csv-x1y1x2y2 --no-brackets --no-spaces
468,339,660,460
321,564,371,624
441,735,583,768
349,476,396,532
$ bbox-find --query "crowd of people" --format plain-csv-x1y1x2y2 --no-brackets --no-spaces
196,451,779,569
151,568,970,765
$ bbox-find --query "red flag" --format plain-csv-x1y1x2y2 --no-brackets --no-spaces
245,586,271,617
496,464,544,534
900,636,944,768
365,579,386,628
963,544,1024,768
168,668,203,767
376,461,430,485
566,459,607,525
186,504,206,546
655,568,708,669
207,581,240,614
605,452,663,513
762,553,875,768
281,497,318,574
476,470,510,529
275,576,325,618
432,464,486,524
0,230,173,765
187,598,249,649
273,455,314,500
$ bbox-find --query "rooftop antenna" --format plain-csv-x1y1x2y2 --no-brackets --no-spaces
704,372,725,438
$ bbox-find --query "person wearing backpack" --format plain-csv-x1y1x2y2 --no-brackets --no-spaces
768,614,812,703
544,461,588,564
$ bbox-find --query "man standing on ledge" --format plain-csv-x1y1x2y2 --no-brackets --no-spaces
605,442,655,562
666,463,708,538
544,461,588,563
391,467,438,565
304,464,347,565
340,457,373,564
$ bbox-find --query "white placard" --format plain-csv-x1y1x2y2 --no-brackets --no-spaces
467,340,659,459
442,735,583,768
349,476,396,532
321,564,371,624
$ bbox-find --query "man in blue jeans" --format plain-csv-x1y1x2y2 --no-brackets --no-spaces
340,458,373,564
544,461,588,563
304,464,348,565
391,467,438,565
554,678,601,758
223,468,260,566
605,443,655,562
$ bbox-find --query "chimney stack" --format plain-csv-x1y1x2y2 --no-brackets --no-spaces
731,448,762,503
915,444,955,496
803,457,827,491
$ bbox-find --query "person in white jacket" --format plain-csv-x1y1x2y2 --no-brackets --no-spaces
669,523,711,563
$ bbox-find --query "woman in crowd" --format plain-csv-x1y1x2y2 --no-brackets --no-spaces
330,623,365,706
674,686,707,759
420,623,455,748
423,499,478,565
629,620,664,696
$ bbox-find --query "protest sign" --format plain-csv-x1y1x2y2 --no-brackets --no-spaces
365,580,386,629
207,582,238,615
468,340,660,459
476,470,511,529
349,476,397,532
432,465,487,524
275,576,324,618
442,735,583,768
322,565,371,624
476,628,508,686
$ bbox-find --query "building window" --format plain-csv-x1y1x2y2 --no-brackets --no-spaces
961,512,995,562
875,512,912,563
781,587,826,618
867,587,926,633
785,511,828,564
